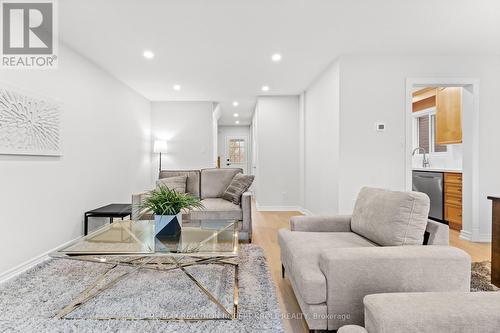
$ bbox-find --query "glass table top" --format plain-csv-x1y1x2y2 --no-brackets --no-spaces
56,219,238,257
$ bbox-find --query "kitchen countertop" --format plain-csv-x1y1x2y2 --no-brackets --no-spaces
413,167,462,173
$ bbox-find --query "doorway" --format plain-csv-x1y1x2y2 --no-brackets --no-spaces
217,125,251,174
224,135,249,173
405,78,481,243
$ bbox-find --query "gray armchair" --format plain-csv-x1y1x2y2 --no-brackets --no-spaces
278,187,471,331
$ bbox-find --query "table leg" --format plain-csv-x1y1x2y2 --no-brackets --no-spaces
492,201,500,287
84,214,89,236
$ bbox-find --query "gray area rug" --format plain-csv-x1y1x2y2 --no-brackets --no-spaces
0,245,284,332
471,261,500,292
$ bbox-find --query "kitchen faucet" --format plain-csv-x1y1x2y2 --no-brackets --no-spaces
412,147,430,168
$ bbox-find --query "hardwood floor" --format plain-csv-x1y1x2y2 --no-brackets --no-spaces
449,229,491,262
251,207,492,333
252,208,308,333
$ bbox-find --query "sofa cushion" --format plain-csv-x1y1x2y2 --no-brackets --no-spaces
221,173,254,205
189,198,243,220
159,170,200,198
200,168,242,199
278,230,377,304
156,175,187,193
351,187,430,246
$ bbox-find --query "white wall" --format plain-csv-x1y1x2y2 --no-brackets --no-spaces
217,126,251,173
151,101,214,173
337,55,500,241
254,96,300,209
0,44,152,276
212,104,222,166
302,60,341,214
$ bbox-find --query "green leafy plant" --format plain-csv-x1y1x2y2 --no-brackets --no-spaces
137,185,204,216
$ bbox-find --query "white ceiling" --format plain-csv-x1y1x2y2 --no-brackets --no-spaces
60,0,500,125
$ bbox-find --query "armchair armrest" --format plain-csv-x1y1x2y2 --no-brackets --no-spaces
319,246,471,329
425,219,449,245
290,215,352,232
241,191,252,239
338,325,368,333
363,292,500,333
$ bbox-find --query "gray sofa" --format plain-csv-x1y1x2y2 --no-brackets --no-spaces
132,168,252,241
278,187,471,331
338,292,500,333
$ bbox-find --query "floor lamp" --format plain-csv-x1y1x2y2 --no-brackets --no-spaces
153,140,168,172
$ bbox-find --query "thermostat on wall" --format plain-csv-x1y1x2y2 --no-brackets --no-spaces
375,123,386,132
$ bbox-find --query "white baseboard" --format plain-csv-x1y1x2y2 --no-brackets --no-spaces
298,207,313,216
0,235,81,284
478,233,492,243
459,230,472,241
459,230,491,243
255,202,313,215
256,202,302,212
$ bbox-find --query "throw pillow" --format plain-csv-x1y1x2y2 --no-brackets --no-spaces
156,175,187,193
222,173,254,205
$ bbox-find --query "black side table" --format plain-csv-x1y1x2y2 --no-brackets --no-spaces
84,204,132,235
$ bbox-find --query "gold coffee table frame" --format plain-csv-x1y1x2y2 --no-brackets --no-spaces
50,219,239,321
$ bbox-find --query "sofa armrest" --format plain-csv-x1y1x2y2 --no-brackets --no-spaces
338,325,368,333
241,191,252,239
290,215,352,232
319,246,471,329
131,191,150,220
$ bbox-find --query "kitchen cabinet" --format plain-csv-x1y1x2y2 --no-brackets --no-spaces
436,87,462,144
444,172,462,231
412,87,436,112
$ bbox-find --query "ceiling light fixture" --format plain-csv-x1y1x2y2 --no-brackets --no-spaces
232,101,239,107
271,53,282,62
143,50,155,59
173,84,181,91
235,120,240,124
261,85,270,92
233,113,239,117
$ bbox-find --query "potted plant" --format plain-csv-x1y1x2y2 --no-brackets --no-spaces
137,185,203,237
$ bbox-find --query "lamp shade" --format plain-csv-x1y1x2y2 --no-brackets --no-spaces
153,140,168,153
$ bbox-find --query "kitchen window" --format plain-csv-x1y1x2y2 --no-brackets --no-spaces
414,108,447,154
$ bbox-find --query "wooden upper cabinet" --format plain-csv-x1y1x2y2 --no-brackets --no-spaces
412,88,436,112
435,87,462,144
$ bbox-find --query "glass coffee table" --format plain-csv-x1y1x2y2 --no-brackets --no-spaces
50,219,239,321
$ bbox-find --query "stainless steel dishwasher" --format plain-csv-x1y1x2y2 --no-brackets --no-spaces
412,171,444,221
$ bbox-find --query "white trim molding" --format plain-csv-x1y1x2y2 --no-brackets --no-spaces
255,202,312,215
0,235,81,284
459,229,472,241
299,207,314,216
256,204,303,212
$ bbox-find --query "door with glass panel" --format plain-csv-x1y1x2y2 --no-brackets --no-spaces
224,136,248,174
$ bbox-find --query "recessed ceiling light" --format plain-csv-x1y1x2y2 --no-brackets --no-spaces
233,113,239,117
235,120,240,124
173,84,181,91
143,50,154,59
261,85,270,92
232,101,239,107
271,53,282,62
